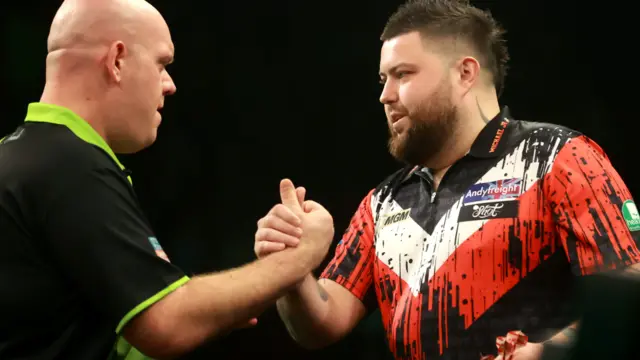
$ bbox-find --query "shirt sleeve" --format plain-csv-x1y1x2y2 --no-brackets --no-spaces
545,134,640,275
42,165,189,334
320,189,377,310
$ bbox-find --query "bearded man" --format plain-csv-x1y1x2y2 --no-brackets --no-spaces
253,1,640,359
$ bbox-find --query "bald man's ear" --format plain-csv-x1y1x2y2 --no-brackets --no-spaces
105,41,127,84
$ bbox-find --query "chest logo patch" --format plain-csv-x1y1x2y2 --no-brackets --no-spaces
381,208,411,228
622,200,640,232
459,178,521,222
463,178,522,205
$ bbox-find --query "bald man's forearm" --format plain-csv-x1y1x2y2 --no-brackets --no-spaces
123,248,316,359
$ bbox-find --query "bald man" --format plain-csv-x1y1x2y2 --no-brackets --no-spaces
0,0,333,359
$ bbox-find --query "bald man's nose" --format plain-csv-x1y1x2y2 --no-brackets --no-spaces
379,81,397,105
163,73,176,96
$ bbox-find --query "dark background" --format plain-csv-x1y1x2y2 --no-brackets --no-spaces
1,1,635,359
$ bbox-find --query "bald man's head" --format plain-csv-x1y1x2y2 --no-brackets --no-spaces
42,0,177,154
48,0,162,52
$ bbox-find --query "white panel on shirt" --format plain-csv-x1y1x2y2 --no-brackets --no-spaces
371,133,566,296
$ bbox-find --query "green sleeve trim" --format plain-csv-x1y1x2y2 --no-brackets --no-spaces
109,336,152,360
115,275,191,334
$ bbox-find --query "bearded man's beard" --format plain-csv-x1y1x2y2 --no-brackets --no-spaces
388,84,460,167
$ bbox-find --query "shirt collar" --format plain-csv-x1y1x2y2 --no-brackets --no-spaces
468,106,515,158
24,102,131,182
404,106,516,183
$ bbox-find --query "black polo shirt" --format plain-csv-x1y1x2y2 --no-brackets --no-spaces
0,103,190,359
320,107,640,359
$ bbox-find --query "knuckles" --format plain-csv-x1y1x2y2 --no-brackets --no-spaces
254,227,272,242
261,215,274,228
271,204,288,215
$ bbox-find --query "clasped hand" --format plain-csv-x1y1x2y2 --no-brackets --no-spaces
254,179,334,268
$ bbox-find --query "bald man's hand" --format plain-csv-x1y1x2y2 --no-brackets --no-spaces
121,179,334,360
277,179,334,269
254,186,306,258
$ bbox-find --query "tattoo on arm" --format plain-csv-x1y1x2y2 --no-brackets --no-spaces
317,283,329,301
279,282,328,343
476,97,491,123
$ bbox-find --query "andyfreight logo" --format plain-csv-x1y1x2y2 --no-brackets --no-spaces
463,178,522,205
622,200,640,232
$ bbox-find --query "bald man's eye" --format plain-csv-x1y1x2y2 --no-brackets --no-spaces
395,71,410,79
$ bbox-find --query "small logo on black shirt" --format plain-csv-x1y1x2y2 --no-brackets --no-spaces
148,236,170,262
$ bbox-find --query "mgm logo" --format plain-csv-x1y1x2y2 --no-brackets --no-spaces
381,209,411,228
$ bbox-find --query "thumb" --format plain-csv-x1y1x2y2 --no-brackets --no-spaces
296,186,306,208
280,179,303,213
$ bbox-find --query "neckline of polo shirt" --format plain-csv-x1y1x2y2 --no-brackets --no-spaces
403,106,514,184
468,106,515,158
24,102,126,171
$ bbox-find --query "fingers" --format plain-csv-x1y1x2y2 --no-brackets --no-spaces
296,186,306,208
254,200,305,258
268,203,301,227
253,181,308,260
254,240,286,258
255,227,300,247
257,212,302,239
280,179,303,213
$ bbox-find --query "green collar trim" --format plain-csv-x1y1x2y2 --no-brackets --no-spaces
23,103,131,184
